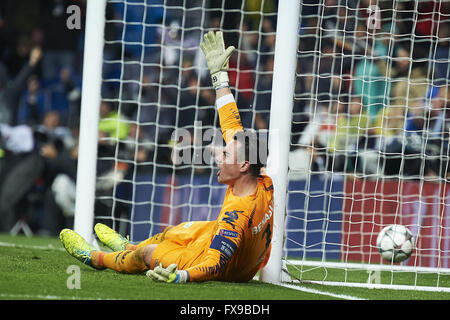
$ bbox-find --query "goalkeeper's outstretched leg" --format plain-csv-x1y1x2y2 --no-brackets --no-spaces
60,227,158,274
91,245,156,274
94,223,129,251
60,229,106,270
95,223,172,251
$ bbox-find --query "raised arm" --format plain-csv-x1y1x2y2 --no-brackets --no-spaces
201,31,243,143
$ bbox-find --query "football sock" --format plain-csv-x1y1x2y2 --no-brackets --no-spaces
92,247,148,274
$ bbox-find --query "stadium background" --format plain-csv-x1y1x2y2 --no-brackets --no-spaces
0,0,449,270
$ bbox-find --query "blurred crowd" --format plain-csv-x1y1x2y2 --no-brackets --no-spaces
0,0,86,235
0,0,278,236
0,0,449,236
290,0,450,181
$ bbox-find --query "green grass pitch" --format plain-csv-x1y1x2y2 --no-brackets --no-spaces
1,233,450,303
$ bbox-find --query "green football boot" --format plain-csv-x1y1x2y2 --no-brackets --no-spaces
94,223,129,252
60,229,104,270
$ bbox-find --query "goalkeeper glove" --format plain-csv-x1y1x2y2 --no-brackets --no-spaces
200,30,235,89
146,263,188,283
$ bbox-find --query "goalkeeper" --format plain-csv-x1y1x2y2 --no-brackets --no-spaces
60,31,274,283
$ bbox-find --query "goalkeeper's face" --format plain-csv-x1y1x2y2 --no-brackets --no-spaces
215,139,250,185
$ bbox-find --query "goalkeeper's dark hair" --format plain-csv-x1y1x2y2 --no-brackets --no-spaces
233,129,267,178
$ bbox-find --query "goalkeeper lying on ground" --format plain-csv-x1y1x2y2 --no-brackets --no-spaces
60,30,274,283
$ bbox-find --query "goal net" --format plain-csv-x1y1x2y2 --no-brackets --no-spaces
78,0,450,291
93,1,277,243
285,0,450,291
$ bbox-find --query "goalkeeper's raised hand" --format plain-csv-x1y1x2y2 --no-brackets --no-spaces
200,30,235,89
146,263,188,283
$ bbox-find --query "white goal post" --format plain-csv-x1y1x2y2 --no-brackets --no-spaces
259,0,300,284
75,0,450,292
74,0,107,244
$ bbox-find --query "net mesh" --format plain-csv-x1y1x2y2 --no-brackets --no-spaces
285,0,450,288
92,0,450,289
95,0,278,241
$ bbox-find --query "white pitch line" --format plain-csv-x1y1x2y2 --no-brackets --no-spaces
0,293,110,300
0,241,114,301
279,282,367,300
0,241,65,251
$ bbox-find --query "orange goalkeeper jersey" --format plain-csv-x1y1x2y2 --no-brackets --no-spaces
152,174,273,282
150,93,274,282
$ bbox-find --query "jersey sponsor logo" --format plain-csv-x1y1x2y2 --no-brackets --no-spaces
251,201,273,235
221,210,243,229
219,229,238,238
210,235,237,260
184,222,194,228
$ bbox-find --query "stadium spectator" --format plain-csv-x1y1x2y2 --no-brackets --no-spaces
0,46,43,232
296,99,341,173
129,123,153,159
373,101,408,177
46,66,81,126
36,113,78,236
378,85,450,179
351,23,390,122
0,124,41,232
96,101,131,191
35,110,75,152
370,43,428,177
405,85,450,178
0,46,42,125
98,101,130,142
0,108,77,233
433,21,450,85
4,34,35,77
329,96,373,174
385,45,429,111
16,74,46,125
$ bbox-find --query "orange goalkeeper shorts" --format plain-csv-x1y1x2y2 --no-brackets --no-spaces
149,220,216,269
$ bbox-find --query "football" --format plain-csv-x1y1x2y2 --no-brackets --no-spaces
376,224,414,263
